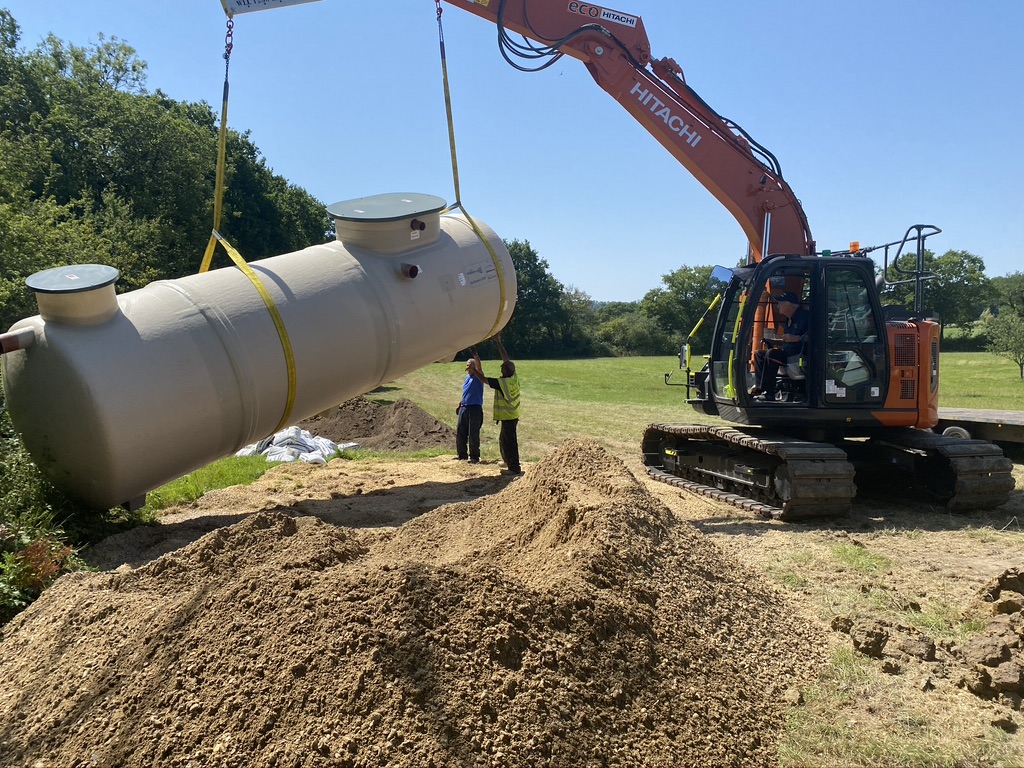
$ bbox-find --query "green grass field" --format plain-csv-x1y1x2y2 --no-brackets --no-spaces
369,351,1024,464
143,351,1024,506
370,355,703,462
936,352,1024,406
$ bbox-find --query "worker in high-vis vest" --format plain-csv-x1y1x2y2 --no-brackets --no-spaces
473,339,521,476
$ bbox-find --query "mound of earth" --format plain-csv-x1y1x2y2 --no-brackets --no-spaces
0,439,826,767
296,397,454,452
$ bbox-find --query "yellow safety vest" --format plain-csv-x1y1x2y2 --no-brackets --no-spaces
492,373,520,421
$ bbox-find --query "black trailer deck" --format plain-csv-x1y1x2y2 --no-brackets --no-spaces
936,408,1024,445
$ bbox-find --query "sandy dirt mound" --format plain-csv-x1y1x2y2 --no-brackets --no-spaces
0,439,825,767
297,397,454,452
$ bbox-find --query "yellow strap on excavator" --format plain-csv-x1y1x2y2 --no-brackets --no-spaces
435,0,510,341
726,292,749,400
210,229,298,433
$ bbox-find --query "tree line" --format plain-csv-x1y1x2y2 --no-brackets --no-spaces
1,8,1022,373
0,10,333,333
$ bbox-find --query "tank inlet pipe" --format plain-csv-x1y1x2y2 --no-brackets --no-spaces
0,328,34,354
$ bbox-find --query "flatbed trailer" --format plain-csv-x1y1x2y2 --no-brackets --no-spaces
935,408,1024,446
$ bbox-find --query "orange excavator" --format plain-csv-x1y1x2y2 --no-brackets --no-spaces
443,0,1015,518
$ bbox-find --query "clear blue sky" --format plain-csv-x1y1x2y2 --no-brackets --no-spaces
7,0,1023,301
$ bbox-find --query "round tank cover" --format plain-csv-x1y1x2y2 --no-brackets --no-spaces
327,193,447,223
26,264,120,294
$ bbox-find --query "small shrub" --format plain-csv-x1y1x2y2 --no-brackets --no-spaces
0,394,88,624
1,539,79,624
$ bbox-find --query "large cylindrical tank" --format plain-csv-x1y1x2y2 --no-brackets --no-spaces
1,193,516,510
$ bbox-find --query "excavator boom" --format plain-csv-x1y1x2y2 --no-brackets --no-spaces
442,0,813,261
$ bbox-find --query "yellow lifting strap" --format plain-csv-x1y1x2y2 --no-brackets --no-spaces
210,230,299,433
200,17,235,274
201,17,298,433
434,1,510,341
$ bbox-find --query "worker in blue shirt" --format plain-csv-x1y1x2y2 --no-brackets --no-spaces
455,356,485,463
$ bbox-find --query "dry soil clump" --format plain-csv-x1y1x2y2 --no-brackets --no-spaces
0,439,825,767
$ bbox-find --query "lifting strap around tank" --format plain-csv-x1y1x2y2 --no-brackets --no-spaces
209,229,299,433
199,15,298,433
434,0,512,342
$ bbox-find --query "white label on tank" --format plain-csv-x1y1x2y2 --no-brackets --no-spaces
411,230,420,241
463,260,498,287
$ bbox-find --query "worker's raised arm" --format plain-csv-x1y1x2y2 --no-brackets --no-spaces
495,337,510,364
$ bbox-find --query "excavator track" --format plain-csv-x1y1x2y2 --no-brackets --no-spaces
856,429,1015,511
641,424,857,521
642,424,1016,520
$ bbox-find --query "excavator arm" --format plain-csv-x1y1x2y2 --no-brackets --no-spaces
442,0,814,262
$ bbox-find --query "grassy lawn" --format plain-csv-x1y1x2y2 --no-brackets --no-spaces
368,352,1024,464
368,355,715,462
938,352,1024,408
143,351,1024,501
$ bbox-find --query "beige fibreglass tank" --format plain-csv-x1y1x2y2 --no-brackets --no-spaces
0,193,516,509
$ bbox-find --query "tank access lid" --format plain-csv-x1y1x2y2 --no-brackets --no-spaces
326,192,447,223
327,193,448,255
26,264,119,294
26,264,121,325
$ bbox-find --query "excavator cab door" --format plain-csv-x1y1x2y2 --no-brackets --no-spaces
820,263,888,406
706,267,751,404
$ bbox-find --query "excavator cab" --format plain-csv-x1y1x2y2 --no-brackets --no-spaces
683,254,895,434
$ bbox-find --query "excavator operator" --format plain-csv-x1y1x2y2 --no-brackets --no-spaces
748,292,809,402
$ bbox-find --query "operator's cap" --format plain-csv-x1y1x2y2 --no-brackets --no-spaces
776,292,800,305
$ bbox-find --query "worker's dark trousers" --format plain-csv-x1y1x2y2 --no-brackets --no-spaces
498,418,520,472
754,349,786,397
457,405,483,461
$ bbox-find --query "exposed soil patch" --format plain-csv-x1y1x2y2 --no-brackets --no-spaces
296,397,454,453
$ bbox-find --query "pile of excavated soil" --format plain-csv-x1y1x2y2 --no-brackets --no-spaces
296,397,454,452
0,440,826,767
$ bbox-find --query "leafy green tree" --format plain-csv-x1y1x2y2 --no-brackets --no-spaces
982,309,1024,379
497,239,596,358
597,310,672,356
639,265,717,353
883,249,992,332
595,301,639,324
0,10,332,330
211,129,334,270
991,272,1024,315
559,285,606,357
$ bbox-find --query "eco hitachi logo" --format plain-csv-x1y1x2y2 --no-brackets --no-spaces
630,82,703,148
567,2,638,29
